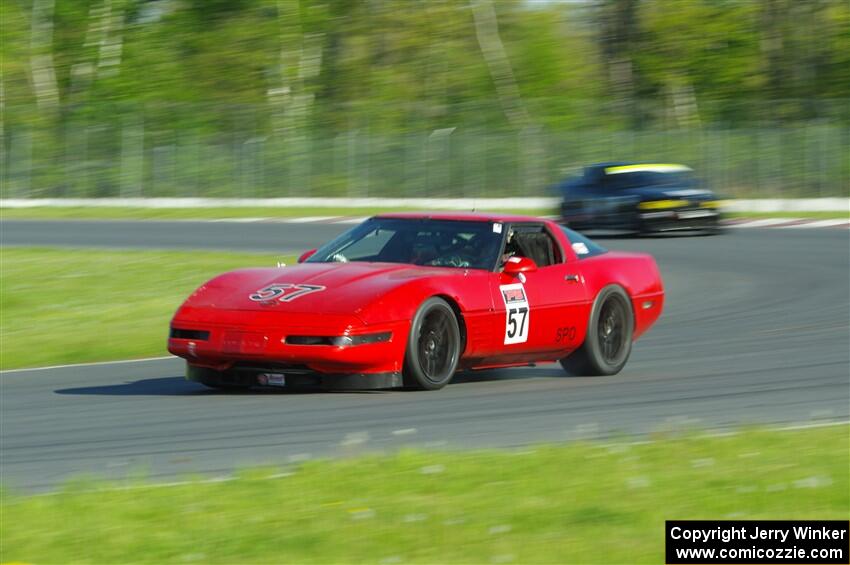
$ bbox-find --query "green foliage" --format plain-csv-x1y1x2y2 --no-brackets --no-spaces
1,1,848,197
5,0,848,131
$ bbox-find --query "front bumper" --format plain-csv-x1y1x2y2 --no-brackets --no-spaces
168,308,409,375
562,199,722,232
639,209,720,232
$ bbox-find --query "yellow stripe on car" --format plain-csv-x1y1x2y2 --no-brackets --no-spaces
700,200,726,208
637,200,689,210
605,163,692,175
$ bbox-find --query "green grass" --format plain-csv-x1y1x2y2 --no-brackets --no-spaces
2,206,847,221
0,248,293,370
1,425,846,564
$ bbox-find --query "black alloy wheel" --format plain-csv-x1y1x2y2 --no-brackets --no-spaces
597,294,628,364
403,297,461,390
560,285,634,376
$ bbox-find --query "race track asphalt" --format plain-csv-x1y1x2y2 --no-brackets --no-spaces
1,219,338,253
1,220,848,491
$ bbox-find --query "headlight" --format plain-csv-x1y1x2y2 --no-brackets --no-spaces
638,200,689,210
286,332,392,346
334,332,392,346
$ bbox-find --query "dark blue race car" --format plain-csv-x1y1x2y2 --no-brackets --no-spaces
558,163,723,234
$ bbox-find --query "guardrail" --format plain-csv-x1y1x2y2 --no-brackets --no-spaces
1,197,848,213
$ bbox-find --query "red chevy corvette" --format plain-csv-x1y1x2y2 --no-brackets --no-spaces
168,213,664,391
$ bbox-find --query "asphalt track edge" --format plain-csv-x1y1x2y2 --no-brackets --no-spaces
0,355,176,375
23,420,850,497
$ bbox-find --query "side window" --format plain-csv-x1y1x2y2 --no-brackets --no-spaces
560,226,608,259
501,225,562,268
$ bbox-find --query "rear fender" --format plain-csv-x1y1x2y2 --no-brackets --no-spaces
579,252,664,340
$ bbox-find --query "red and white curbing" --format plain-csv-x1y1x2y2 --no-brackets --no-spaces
722,218,849,229
193,215,850,228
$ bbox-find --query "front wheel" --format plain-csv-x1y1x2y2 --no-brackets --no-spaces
703,217,725,236
403,297,461,390
561,285,634,376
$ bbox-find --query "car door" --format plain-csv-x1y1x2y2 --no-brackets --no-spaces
584,176,631,228
485,223,589,364
560,179,589,226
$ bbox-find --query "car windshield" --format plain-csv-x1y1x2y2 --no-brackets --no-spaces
305,218,504,270
605,171,696,190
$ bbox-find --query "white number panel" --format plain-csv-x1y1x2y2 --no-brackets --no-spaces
500,283,530,345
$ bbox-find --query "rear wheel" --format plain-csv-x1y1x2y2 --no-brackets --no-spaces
560,285,633,376
403,297,461,390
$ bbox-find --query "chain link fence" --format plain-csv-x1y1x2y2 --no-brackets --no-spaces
2,111,848,200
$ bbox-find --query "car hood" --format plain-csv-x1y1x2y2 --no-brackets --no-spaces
182,261,457,316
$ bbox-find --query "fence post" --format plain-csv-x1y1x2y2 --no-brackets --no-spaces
428,127,455,196
293,133,312,197
10,129,33,198
242,137,263,198
120,117,143,197
347,130,357,197
152,144,175,197
364,129,370,197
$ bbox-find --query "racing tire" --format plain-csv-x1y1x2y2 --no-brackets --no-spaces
703,217,725,236
403,297,461,390
560,285,633,376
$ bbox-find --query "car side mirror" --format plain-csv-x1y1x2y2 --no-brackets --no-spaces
297,249,317,263
503,256,538,276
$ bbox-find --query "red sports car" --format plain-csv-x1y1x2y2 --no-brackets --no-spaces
168,213,664,391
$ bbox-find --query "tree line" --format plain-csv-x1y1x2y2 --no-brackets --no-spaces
3,0,848,137
2,0,848,198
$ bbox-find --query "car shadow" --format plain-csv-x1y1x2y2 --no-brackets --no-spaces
53,376,343,396
54,366,568,397
450,367,566,384
55,376,208,396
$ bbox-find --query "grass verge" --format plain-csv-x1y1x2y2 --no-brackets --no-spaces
1,425,847,563
0,247,292,370
2,206,847,221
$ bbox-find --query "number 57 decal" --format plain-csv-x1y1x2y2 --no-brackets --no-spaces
249,283,326,303
500,283,530,344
